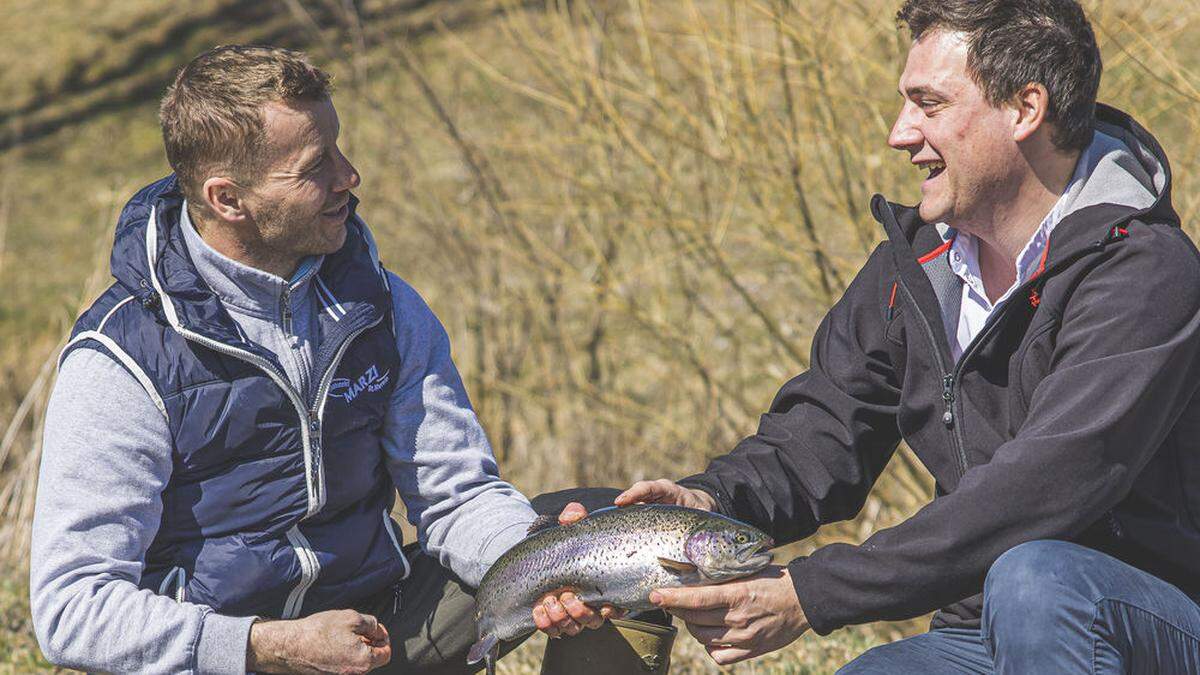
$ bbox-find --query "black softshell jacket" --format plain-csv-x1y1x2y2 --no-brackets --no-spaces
680,104,1200,635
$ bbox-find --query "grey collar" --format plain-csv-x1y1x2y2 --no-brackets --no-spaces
180,202,322,319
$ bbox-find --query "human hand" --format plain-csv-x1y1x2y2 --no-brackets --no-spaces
649,565,809,665
615,479,718,511
246,609,391,674
532,502,625,638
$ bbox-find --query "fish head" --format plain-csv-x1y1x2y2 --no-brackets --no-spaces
683,517,774,581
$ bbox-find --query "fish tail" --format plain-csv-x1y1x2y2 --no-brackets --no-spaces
467,633,500,670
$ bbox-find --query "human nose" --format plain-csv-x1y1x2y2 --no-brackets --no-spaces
333,147,360,191
888,101,923,152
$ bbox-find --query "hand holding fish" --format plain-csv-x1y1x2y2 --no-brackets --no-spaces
532,501,624,638
528,480,734,641
614,478,718,511
474,504,774,674
649,565,809,665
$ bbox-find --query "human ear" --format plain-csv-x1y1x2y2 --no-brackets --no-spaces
201,176,249,224
1011,82,1050,143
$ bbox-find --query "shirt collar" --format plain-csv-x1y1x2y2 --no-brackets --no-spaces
944,150,1089,308
180,201,323,318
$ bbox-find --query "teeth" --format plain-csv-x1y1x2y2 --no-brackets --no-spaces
924,161,945,176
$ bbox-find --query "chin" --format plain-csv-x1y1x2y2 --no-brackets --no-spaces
917,200,950,225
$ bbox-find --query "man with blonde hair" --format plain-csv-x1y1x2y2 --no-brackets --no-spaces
29,44,623,674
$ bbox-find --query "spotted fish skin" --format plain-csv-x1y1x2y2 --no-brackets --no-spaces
467,504,773,671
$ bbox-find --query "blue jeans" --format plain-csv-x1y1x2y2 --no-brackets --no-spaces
838,540,1200,674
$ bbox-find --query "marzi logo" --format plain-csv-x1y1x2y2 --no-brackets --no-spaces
329,365,391,404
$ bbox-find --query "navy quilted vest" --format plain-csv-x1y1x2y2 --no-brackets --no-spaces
62,176,409,618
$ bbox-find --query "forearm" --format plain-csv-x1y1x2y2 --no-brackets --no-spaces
31,349,254,673
382,274,536,586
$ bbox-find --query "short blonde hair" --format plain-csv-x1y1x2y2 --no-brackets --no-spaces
159,44,333,206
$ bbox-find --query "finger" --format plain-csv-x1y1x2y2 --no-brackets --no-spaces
615,479,673,506
543,596,570,625
361,619,389,645
370,642,393,668
665,607,733,627
561,593,602,629
707,645,755,666
533,605,555,632
353,612,380,635
558,502,588,526
650,585,730,611
685,623,750,647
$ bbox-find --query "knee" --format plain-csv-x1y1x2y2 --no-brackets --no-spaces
983,540,1095,635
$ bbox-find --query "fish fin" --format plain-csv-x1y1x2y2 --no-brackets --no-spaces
486,640,499,675
467,634,499,666
656,557,698,574
527,514,559,536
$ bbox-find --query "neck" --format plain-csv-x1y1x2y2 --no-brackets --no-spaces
962,147,1080,302
188,205,299,280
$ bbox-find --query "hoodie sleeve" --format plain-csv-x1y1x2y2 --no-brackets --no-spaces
31,347,254,674
380,273,537,586
678,245,904,547
789,226,1200,635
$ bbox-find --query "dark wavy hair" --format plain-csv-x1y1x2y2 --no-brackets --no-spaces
897,0,1101,151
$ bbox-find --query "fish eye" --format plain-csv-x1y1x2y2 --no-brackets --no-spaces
736,533,747,543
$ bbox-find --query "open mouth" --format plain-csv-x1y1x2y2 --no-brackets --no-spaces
923,160,946,181
735,538,774,564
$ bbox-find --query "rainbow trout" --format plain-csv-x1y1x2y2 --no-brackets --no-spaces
467,504,774,674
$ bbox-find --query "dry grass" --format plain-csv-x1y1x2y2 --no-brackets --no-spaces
2,0,1200,672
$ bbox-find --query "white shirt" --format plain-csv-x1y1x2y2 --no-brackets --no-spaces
946,159,1087,361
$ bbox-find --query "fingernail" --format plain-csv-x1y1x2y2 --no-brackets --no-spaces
649,591,662,605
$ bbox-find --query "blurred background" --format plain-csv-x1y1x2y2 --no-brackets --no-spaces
1,0,1197,671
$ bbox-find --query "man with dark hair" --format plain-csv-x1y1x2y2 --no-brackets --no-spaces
550,0,1200,671
29,45,641,675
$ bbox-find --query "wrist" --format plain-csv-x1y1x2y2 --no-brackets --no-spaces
246,619,287,672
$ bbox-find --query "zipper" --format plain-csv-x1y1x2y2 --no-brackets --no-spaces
281,287,294,337
171,327,321,512
903,241,1112,478
170,315,382,618
897,280,967,476
145,203,387,617
158,565,187,603
381,507,412,613
283,525,320,618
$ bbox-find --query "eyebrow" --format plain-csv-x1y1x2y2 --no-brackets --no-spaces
899,85,945,99
293,149,324,172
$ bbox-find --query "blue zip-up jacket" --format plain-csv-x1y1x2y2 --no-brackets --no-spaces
30,176,536,673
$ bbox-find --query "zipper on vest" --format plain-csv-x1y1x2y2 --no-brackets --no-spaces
283,525,320,618
171,312,385,618
281,287,294,339
158,566,187,603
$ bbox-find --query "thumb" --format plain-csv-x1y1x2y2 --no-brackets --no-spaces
369,640,392,668
558,502,588,526
353,612,380,636
616,479,676,506
361,618,389,646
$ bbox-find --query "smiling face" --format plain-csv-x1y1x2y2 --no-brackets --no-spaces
239,97,360,269
889,30,1023,228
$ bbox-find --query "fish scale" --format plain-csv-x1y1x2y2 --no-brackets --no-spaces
467,504,774,674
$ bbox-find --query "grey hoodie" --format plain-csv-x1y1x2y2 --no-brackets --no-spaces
30,207,537,673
